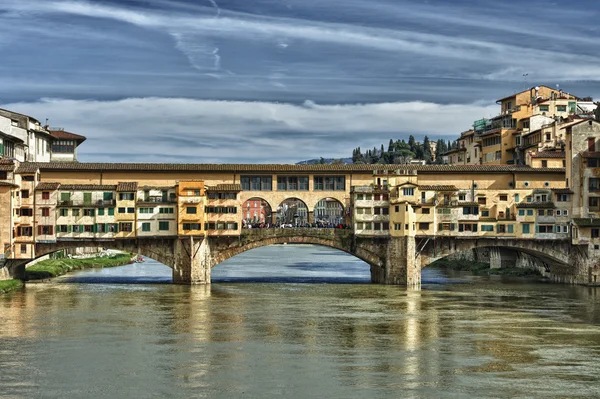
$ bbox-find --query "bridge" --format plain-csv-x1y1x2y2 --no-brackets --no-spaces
5,229,587,286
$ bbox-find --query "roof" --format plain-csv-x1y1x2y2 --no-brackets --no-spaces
59,184,117,191
0,181,19,187
419,185,458,191
457,201,479,207
581,152,600,158
0,163,15,172
560,119,599,130
48,130,87,144
21,162,566,174
551,188,574,194
516,201,555,208
496,85,579,103
15,163,40,174
532,151,565,159
208,184,242,192
573,218,600,227
139,185,176,190
117,182,138,192
35,182,61,191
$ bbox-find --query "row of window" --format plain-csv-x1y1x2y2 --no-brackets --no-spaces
181,222,239,231
355,207,389,215
517,209,569,216
240,176,346,191
139,207,175,214
355,222,390,231
355,193,389,201
205,206,237,214
208,192,237,200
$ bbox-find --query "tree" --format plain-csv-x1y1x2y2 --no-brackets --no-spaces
394,149,415,164
388,139,394,153
422,136,432,163
595,102,600,122
408,135,416,152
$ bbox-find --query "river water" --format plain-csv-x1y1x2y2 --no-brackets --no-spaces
1,245,600,398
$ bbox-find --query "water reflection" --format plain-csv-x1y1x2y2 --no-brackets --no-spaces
1,246,600,398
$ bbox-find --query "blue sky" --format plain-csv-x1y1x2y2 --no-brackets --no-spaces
1,0,599,163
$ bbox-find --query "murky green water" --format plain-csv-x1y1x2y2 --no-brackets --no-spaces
1,245,600,398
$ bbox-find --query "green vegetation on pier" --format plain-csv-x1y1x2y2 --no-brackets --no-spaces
0,279,24,294
26,253,133,280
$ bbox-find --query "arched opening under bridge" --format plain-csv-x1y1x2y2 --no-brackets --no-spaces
211,243,371,284
418,242,575,284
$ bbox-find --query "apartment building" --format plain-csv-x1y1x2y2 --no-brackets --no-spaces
177,180,205,236
136,185,177,237
205,184,241,236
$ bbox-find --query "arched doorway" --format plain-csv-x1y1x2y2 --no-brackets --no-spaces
242,197,273,226
277,198,308,227
314,197,344,226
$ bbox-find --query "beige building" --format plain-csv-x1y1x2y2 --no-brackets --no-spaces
136,185,178,237
205,184,242,236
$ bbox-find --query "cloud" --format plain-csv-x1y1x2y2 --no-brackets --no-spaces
3,0,600,82
2,97,497,163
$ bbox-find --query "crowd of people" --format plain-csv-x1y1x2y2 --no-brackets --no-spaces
242,220,349,229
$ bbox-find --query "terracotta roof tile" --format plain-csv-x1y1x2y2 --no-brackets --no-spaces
457,201,479,207
573,218,600,227
208,184,242,192
15,163,39,174
532,151,565,159
48,130,86,143
0,181,18,187
419,185,458,191
0,164,15,172
116,182,138,192
516,201,555,208
59,184,117,191
23,162,566,174
551,188,574,194
35,182,61,191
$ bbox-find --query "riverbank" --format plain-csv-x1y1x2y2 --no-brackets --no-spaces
431,258,542,277
26,253,134,280
0,279,24,294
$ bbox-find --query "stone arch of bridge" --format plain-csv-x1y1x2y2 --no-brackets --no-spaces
417,237,581,280
210,236,381,271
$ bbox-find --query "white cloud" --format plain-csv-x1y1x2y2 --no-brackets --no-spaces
2,97,497,163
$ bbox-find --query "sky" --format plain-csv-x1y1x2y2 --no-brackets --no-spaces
1,0,599,163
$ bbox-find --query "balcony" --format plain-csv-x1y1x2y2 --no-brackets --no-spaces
138,196,177,204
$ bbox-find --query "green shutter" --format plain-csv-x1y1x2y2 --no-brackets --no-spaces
61,192,70,201
108,208,114,216
98,208,104,216
508,225,514,233
114,223,119,233
535,225,539,233
67,225,72,233
93,224,98,233
83,192,92,205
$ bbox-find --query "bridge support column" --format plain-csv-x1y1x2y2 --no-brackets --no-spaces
371,237,421,286
173,237,211,285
